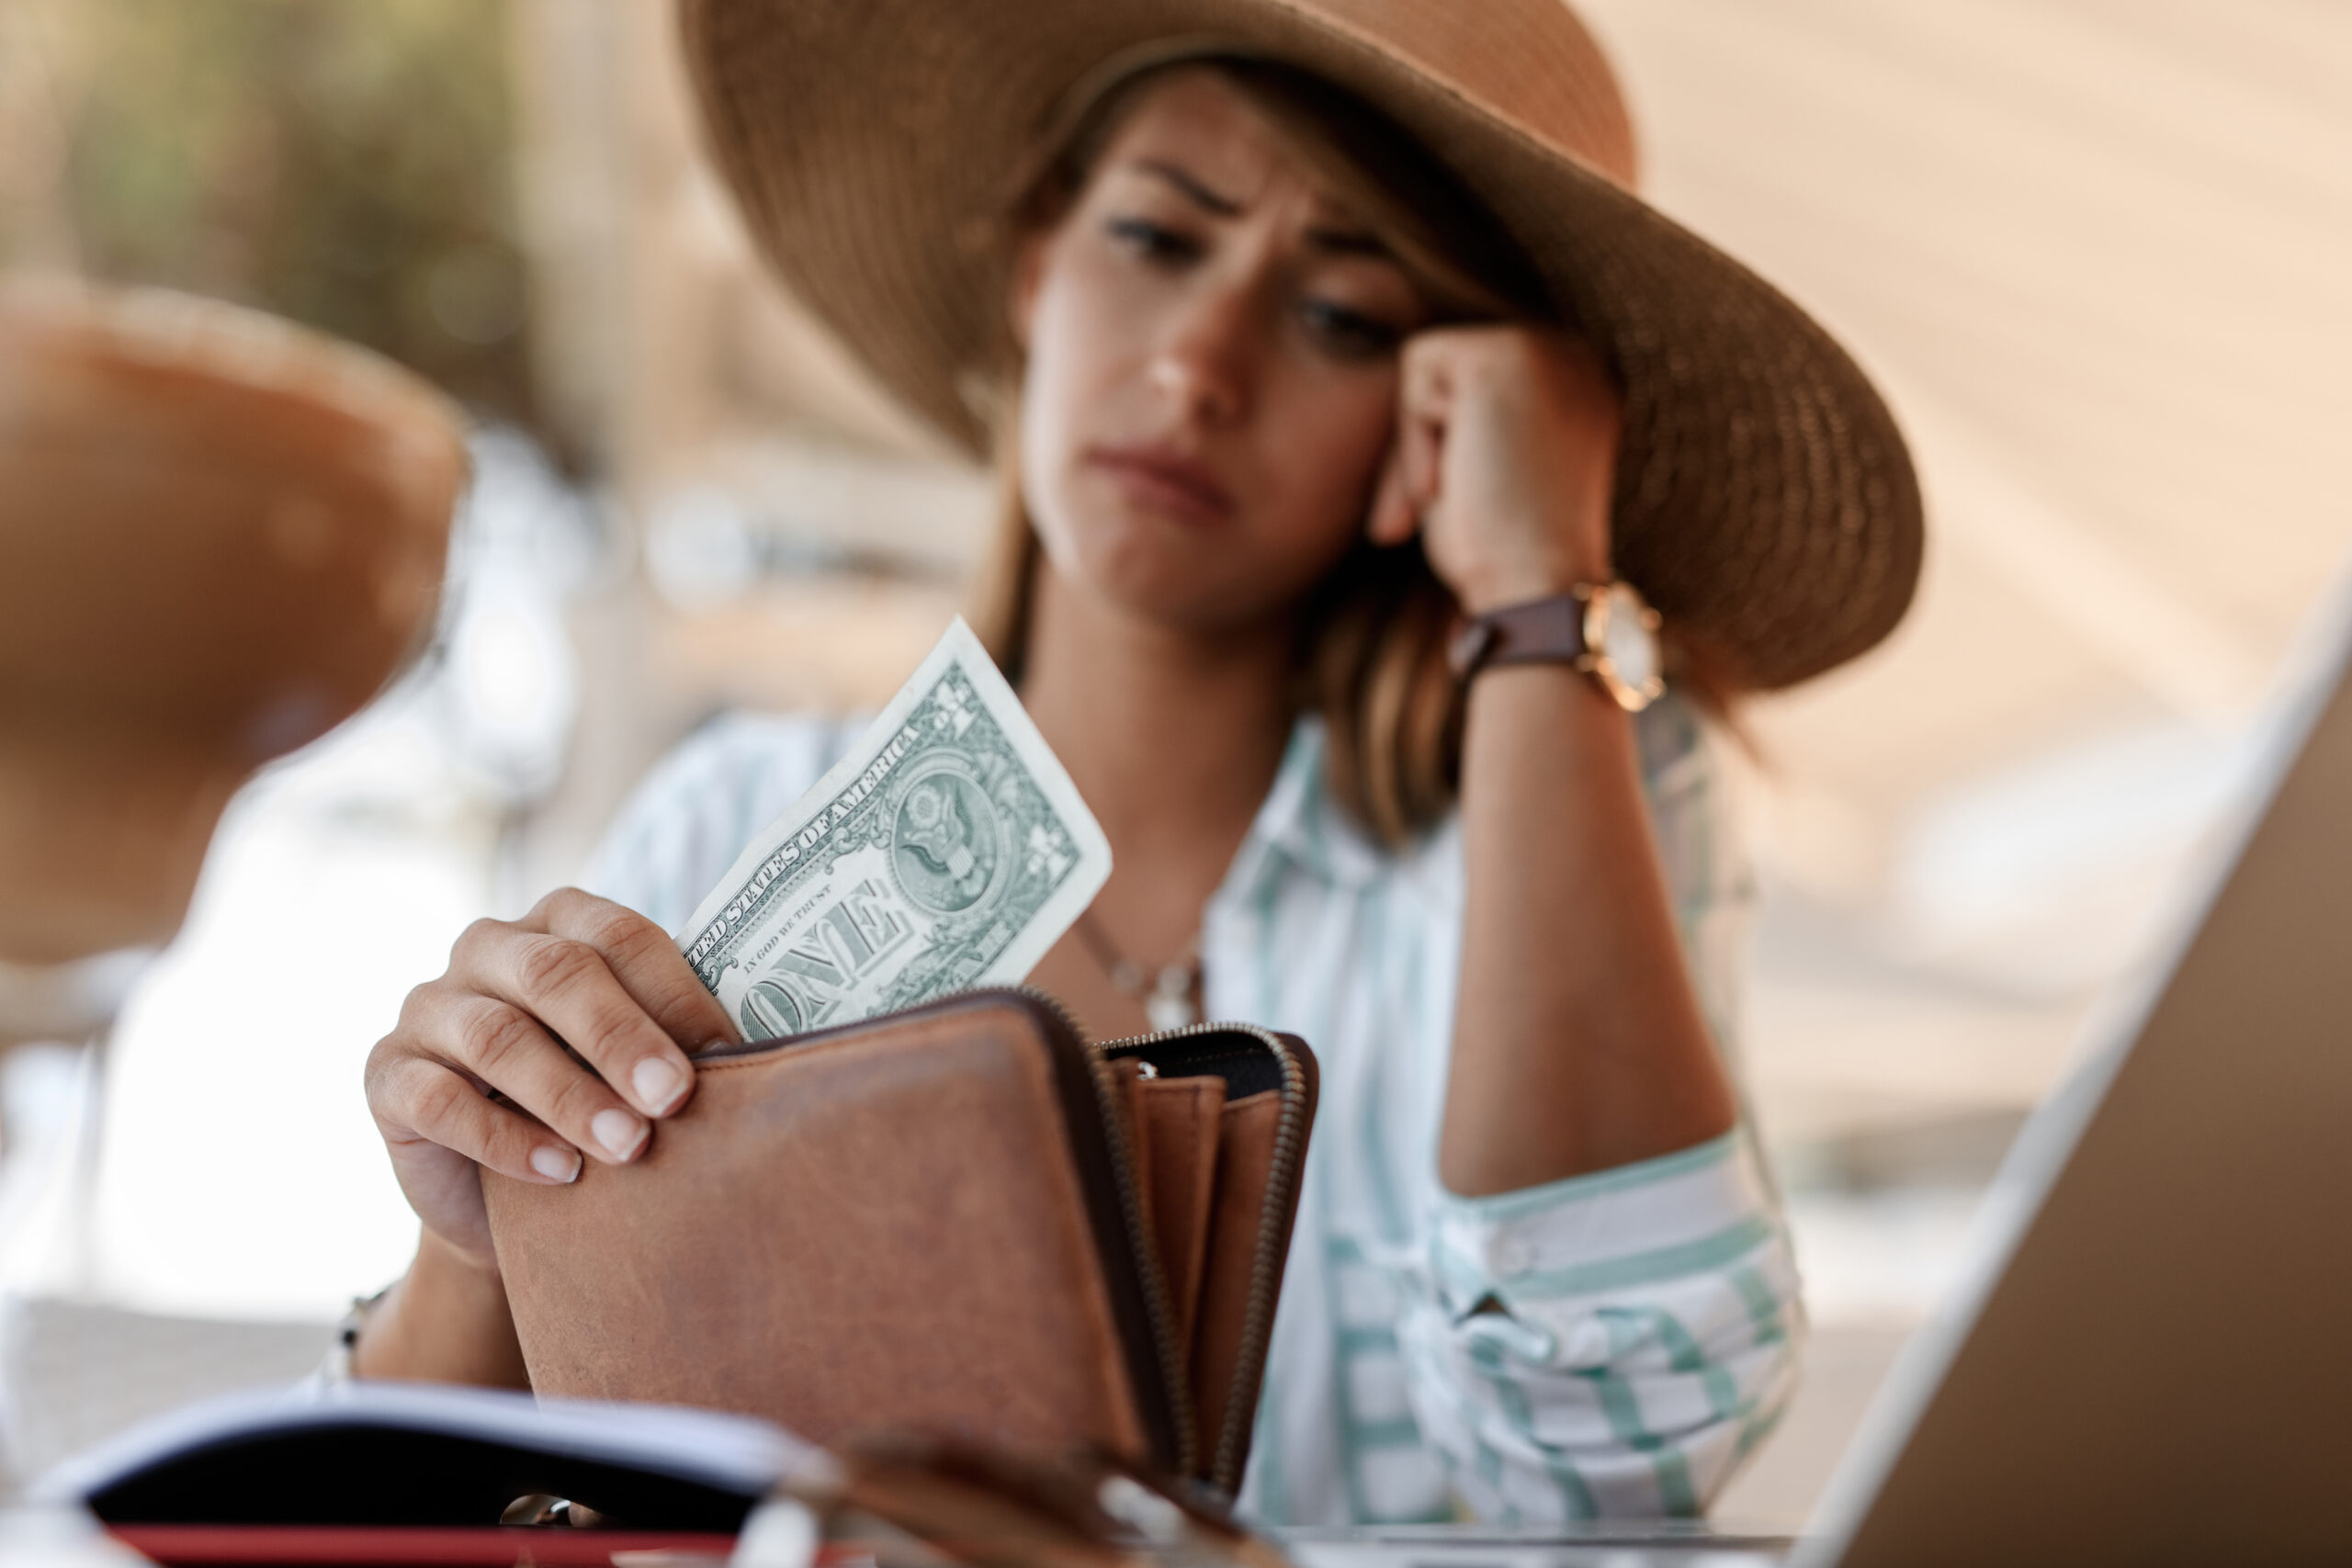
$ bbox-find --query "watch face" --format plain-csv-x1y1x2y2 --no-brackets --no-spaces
1585,582,1665,711
1601,584,1661,691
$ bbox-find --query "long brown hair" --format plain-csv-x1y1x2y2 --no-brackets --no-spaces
968,58,1719,845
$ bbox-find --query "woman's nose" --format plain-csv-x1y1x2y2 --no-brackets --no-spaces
1147,287,1255,426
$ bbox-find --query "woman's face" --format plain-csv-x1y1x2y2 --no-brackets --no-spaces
1014,70,1433,634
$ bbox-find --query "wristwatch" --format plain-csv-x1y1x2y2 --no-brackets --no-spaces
1446,581,1666,712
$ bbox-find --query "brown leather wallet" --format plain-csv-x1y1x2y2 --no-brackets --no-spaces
482,989,1317,1496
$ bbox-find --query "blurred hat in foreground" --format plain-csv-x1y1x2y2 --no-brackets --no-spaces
0,279,468,981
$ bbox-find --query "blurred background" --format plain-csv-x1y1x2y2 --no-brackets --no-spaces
0,0,2347,1525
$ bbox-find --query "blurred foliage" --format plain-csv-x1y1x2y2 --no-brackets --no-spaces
3,0,538,434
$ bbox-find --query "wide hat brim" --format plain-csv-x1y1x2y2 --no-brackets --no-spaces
680,0,1924,689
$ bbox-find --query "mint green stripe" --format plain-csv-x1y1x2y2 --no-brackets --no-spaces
1603,1305,1703,1381
1700,1361,1742,1423
1358,885,1408,1240
1243,874,1289,1524
1338,1325,1399,1356
1583,1312,1742,1515
1297,884,1375,1523
1712,1354,1749,1429
1251,1351,1288,1522
1577,1369,1659,1453
1729,1261,1787,1347
1472,1434,1517,1526
1440,1131,1739,1221
1650,1449,1701,1517
1302,750,1334,879
1735,1397,1787,1462
1595,1307,1645,1359
1611,1305,1744,1422
1464,1324,1598,1522
1456,1212,1775,1301
1468,1341,1532,1526
1546,1455,1600,1521
1475,1436,1503,1488
1347,1416,1424,1449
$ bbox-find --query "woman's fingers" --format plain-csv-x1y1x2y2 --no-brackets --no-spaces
468,925,685,1132
535,889,740,1062
1397,408,1444,518
371,1047,585,1190
446,891,729,1131
1367,443,1419,546
1394,335,1455,525
427,989,651,1165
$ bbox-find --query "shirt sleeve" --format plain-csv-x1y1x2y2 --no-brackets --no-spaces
1396,700,1804,1521
1400,1132,1801,1519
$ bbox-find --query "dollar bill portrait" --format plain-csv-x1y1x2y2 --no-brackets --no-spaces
892,761,1001,912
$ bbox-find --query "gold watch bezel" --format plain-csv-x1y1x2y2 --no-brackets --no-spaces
1573,581,1666,713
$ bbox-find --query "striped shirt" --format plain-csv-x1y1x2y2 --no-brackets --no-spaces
582,693,1803,1527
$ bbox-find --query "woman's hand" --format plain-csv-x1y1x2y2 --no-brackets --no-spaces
365,888,740,1267
1368,326,1622,613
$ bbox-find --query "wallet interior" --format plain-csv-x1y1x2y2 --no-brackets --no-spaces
1103,1029,1313,1491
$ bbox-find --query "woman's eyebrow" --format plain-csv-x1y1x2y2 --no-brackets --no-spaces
1121,160,1396,260
1304,225,1391,259
1130,158,1242,216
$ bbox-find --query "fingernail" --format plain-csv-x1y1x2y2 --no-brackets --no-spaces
531,1145,582,1183
633,1056,686,1115
593,1108,649,1160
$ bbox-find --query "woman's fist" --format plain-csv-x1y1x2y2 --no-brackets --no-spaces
1368,326,1621,613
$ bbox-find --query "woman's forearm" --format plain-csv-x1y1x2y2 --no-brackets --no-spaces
348,1231,530,1388
1441,664,1737,1196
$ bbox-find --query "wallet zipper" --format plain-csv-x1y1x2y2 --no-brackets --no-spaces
1015,987,1201,1480
1096,1019,1309,1495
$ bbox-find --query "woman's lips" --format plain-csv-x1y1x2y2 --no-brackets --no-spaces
1084,445,1237,523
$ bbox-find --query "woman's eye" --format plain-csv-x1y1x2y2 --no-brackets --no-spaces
1300,298,1404,359
1105,217,1199,265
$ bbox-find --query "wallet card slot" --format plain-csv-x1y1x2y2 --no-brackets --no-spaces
1187,1087,1282,1489
1129,1074,1227,1353
1100,1025,1317,1493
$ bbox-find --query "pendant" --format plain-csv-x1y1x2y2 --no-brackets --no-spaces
1145,964,1200,1032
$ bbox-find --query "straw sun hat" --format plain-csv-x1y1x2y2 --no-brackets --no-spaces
679,0,1924,688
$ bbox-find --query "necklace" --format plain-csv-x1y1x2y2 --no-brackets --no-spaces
1074,910,1203,1032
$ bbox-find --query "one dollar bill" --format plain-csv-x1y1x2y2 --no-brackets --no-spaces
676,617,1110,1041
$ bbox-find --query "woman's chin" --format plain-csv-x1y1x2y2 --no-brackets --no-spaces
1077,560,1293,637
1042,513,1332,635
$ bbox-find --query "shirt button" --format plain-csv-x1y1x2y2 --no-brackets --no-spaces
1496,1238,1534,1275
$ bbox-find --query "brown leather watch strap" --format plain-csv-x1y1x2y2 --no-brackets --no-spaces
1447,591,1592,680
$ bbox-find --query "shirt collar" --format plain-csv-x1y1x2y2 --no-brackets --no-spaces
1220,716,1394,899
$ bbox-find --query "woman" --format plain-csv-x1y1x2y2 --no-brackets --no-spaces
353,0,1921,1527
